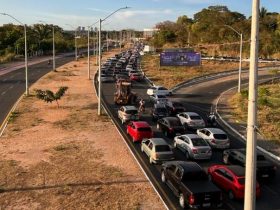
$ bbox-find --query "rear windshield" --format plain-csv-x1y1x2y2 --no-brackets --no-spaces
137,127,152,132
213,134,228,139
159,87,168,90
182,171,208,181
125,110,138,114
238,178,245,185
190,116,202,120
192,138,208,146
157,95,166,98
155,145,171,152
169,120,181,126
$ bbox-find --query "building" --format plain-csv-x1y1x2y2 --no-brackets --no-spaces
143,28,159,39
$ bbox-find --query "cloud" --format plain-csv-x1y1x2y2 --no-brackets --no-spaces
86,8,108,13
151,0,214,4
116,9,173,18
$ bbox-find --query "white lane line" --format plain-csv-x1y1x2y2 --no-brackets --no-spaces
1,91,6,95
9,85,14,89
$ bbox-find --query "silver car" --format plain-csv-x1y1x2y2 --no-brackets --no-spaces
177,112,206,130
141,138,175,164
118,106,139,124
174,134,212,160
197,128,230,149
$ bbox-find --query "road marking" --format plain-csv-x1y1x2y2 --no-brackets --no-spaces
9,85,14,89
3,78,7,82
1,91,6,95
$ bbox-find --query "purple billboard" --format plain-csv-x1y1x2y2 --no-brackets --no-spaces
160,51,201,66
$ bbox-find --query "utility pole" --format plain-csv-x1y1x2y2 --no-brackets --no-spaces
98,18,102,115
87,26,90,79
244,1,259,210
52,26,56,71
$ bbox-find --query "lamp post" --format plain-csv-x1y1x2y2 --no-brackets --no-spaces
1,13,29,95
98,6,130,116
244,0,260,210
66,24,78,60
225,24,243,93
39,21,56,71
87,21,99,80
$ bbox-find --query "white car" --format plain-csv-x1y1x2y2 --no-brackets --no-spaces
147,86,172,96
98,74,114,83
197,128,230,149
177,112,205,130
174,134,212,160
118,106,139,124
149,94,169,104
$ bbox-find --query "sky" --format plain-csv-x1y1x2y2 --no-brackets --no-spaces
0,0,279,31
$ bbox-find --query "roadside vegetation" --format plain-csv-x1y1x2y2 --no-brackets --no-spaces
141,54,273,89
149,6,280,59
229,79,280,142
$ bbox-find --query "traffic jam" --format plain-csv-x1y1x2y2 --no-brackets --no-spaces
98,45,277,209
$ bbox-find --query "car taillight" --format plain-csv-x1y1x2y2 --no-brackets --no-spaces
169,128,173,131
192,148,198,154
153,153,158,159
189,194,195,205
211,139,216,143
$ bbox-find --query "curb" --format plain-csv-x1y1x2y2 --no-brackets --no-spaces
0,95,24,137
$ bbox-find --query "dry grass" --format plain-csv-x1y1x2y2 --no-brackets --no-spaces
228,80,280,142
141,54,275,89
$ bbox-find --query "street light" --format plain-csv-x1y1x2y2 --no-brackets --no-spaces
39,20,56,71
87,21,99,80
98,6,130,116
225,24,243,93
66,24,78,61
1,13,29,95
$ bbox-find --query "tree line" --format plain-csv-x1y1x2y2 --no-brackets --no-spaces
150,6,280,59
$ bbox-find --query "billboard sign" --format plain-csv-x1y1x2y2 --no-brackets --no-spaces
160,51,201,66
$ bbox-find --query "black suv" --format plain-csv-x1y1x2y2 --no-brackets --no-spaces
166,101,186,115
157,117,185,137
223,148,277,179
151,104,169,121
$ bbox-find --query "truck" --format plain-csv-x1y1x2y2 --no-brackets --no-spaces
114,80,137,105
161,161,223,209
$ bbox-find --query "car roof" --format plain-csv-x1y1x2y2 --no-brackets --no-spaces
226,165,245,177
149,138,168,145
180,134,203,140
123,106,137,110
163,117,180,122
133,121,150,128
204,128,226,134
182,112,200,116
170,161,202,172
154,103,166,108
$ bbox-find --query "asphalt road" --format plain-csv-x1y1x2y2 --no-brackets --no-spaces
99,69,280,210
0,55,75,126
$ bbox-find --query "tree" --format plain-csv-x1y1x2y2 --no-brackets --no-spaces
35,86,68,108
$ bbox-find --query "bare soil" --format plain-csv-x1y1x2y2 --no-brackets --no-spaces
0,51,163,210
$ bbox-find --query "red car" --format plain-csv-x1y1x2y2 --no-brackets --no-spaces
127,121,153,142
130,73,143,81
208,165,261,200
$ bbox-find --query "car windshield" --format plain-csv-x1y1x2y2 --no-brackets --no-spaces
190,115,202,120
191,138,208,146
257,155,266,161
182,171,208,181
238,178,245,185
156,108,167,113
159,87,168,90
137,127,152,132
125,110,138,114
213,134,228,139
155,145,171,152
169,120,181,126
157,95,166,98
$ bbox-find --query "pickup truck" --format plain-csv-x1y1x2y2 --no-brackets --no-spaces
161,161,223,209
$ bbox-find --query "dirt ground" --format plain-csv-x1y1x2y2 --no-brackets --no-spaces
0,50,164,210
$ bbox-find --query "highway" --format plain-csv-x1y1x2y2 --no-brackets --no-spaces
99,69,280,210
0,55,75,127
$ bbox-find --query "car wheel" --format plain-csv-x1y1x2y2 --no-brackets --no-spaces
179,193,185,209
185,151,190,160
228,190,235,200
223,155,229,164
149,156,153,164
161,171,166,183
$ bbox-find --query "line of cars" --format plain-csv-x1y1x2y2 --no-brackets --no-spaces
112,48,277,209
